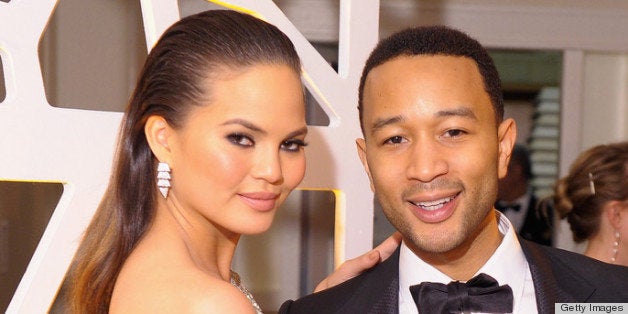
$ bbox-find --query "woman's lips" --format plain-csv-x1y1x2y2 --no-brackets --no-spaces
238,192,280,212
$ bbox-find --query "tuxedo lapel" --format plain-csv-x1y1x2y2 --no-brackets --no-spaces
282,234,626,314
520,238,596,314
520,239,563,314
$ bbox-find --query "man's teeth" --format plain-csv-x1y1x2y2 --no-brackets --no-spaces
413,196,453,211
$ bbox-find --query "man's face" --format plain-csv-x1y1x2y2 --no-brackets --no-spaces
357,55,515,257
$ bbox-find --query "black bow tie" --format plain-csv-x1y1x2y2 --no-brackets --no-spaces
410,273,513,313
495,202,521,213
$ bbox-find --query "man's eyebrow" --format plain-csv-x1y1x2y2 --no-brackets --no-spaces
436,107,478,120
370,115,404,135
367,107,477,135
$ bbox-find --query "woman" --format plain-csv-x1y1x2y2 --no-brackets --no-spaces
63,10,397,313
552,141,628,266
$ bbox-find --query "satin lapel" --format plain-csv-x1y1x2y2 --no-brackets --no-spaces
520,238,596,314
520,239,561,314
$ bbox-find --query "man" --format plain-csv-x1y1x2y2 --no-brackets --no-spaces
496,144,553,246
280,26,628,313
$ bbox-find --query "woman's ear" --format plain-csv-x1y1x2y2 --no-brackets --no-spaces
606,200,626,230
145,115,172,163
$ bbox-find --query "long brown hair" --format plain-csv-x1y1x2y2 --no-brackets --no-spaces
61,10,301,313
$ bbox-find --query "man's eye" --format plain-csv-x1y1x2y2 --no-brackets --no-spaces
444,129,466,138
384,136,405,144
227,134,254,147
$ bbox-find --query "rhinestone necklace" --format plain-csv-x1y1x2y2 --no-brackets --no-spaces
230,270,263,314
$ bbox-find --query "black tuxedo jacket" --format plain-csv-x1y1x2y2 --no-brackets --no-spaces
279,239,628,314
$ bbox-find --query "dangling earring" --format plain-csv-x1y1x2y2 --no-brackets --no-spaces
611,231,620,263
157,162,171,199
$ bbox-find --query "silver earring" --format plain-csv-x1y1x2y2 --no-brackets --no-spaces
157,162,171,199
611,231,620,263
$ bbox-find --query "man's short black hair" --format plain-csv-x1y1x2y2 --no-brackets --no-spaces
358,25,504,133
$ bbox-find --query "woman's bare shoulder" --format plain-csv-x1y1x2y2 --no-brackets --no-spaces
111,262,256,313
185,277,257,313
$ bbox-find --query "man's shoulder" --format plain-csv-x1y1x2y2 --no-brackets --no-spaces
527,241,627,275
279,249,400,314
522,240,628,301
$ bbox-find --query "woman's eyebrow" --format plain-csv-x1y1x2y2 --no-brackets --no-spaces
221,118,265,134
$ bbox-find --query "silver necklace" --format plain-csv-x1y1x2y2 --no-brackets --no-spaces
230,270,263,314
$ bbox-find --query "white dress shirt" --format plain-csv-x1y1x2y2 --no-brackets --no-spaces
398,213,537,314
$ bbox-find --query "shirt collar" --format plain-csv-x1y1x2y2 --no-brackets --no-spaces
398,212,529,313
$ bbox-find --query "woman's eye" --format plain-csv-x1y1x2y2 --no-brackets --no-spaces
281,139,307,152
384,136,406,145
227,134,254,147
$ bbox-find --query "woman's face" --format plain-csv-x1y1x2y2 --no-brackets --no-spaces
167,64,307,235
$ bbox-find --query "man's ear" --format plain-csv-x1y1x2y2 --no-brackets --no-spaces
356,138,375,192
144,115,173,163
497,118,517,179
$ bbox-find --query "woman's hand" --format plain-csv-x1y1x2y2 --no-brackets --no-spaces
314,232,402,292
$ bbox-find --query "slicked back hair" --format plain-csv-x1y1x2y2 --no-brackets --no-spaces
62,10,301,313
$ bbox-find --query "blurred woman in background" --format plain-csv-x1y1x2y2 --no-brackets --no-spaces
552,141,628,266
